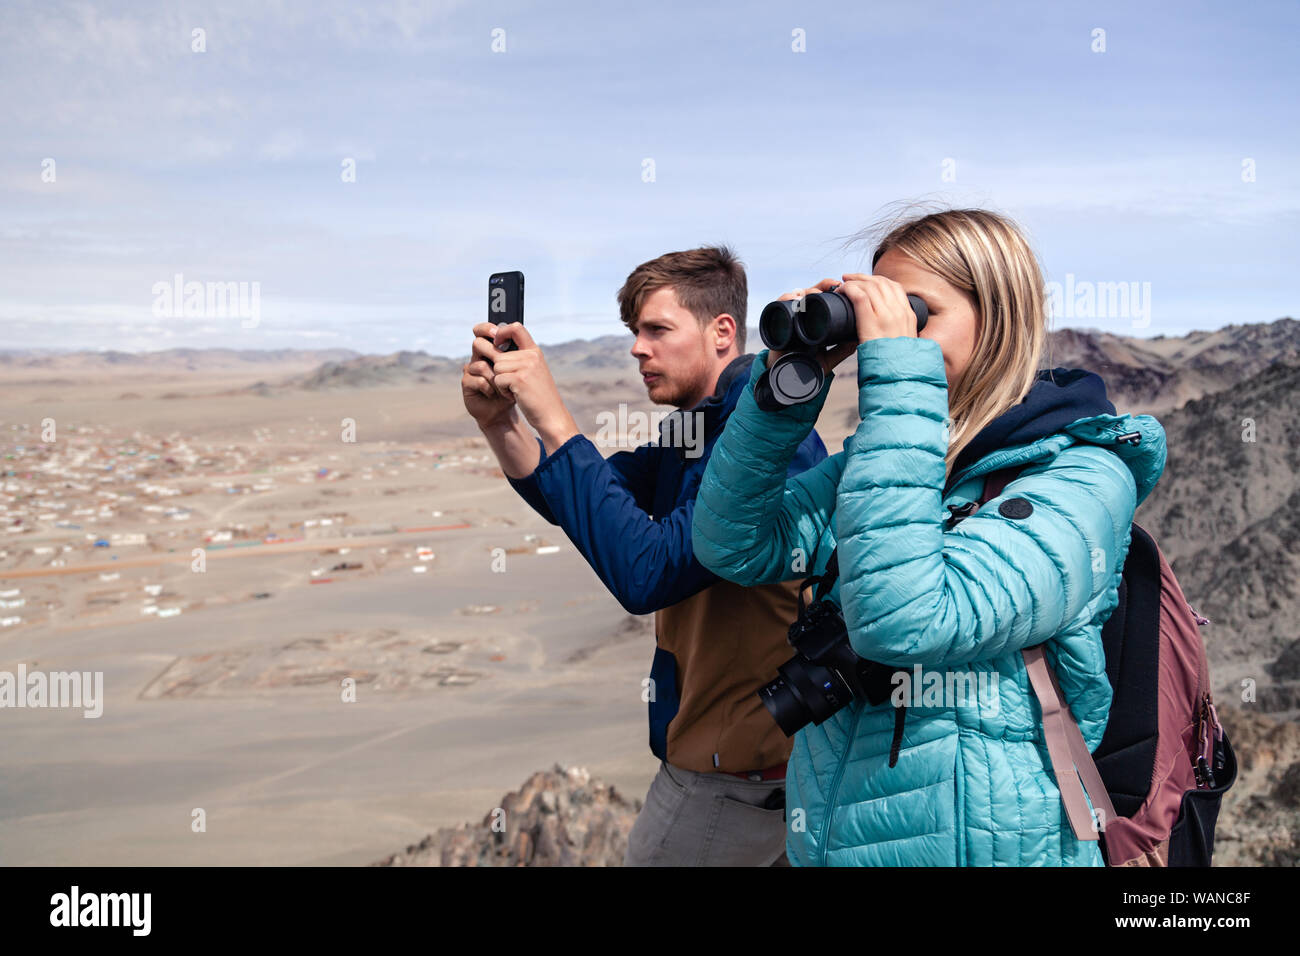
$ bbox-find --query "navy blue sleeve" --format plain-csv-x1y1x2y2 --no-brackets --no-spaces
506,436,657,524
506,437,560,524
604,442,659,513
790,427,828,478
517,434,709,614
510,428,828,616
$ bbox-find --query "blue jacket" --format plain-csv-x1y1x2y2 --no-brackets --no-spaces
692,337,1168,865
507,353,827,764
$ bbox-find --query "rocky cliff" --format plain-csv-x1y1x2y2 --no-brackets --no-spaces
373,765,639,867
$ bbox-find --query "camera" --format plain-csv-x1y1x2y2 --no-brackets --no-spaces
757,288,929,405
758,591,897,737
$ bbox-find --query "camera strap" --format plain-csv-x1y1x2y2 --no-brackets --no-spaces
801,467,1043,769
803,545,907,767
796,546,840,615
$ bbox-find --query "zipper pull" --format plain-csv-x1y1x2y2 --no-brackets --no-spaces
1194,695,1217,789
944,501,978,530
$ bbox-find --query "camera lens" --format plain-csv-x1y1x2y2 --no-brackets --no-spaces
759,653,850,736
758,675,808,738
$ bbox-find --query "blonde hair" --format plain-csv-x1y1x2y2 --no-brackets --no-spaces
843,204,1049,480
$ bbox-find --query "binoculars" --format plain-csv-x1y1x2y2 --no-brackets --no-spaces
758,288,929,405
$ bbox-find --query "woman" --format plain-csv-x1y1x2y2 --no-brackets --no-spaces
691,208,1167,866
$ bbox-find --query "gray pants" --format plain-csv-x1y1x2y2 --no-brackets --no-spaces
624,760,789,866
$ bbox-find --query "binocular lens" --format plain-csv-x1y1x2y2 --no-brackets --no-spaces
796,292,854,346
757,288,931,405
759,300,797,351
796,300,830,345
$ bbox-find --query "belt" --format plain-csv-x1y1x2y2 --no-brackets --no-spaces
722,763,787,782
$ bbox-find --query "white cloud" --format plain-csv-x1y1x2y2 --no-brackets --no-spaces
259,129,306,162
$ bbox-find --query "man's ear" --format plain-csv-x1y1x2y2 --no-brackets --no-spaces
712,313,738,353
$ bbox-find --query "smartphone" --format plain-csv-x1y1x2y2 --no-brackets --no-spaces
488,271,524,353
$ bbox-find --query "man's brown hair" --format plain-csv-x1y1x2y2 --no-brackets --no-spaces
616,244,747,351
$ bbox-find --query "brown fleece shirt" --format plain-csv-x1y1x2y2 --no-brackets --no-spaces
656,577,802,774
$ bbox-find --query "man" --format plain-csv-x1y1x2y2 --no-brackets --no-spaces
460,245,826,865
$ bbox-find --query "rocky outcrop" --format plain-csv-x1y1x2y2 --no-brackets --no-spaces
373,765,640,867
1135,362,1300,718
1214,708,1300,866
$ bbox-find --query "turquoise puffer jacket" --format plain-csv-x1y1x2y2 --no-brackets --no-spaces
692,337,1168,866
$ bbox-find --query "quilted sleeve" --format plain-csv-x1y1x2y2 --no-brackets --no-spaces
692,351,845,586
835,336,1138,669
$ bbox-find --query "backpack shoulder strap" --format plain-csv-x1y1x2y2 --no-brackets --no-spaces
978,466,1119,840
823,466,1118,802
1024,642,1119,841
978,464,1028,506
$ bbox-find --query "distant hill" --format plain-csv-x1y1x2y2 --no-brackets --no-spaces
0,347,360,378
10,318,1296,398
292,351,464,390
258,334,637,391
245,318,1300,410
1046,317,1300,415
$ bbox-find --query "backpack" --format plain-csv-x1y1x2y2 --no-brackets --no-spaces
975,465,1237,866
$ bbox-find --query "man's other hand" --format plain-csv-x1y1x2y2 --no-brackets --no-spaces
462,322,520,432
476,322,580,454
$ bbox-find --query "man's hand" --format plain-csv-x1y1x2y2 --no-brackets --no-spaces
479,322,580,455
462,323,519,432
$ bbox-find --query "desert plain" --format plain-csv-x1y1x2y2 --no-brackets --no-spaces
0,346,790,865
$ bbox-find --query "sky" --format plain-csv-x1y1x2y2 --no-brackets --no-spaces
1,0,1297,356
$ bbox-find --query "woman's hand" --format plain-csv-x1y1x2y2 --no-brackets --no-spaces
836,272,919,343
767,278,858,375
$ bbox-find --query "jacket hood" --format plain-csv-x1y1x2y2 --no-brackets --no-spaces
658,353,755,454
944,366,1167,506
949,367,1114,478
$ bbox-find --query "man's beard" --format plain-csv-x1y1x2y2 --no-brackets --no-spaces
647,375,692,408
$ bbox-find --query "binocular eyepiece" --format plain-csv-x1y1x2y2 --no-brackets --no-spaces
758,289,929,405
